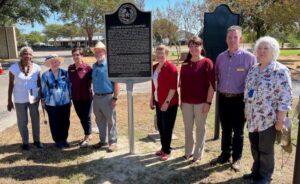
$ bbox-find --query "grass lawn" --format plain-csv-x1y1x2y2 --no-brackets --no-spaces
0,93,297,184
280,49,300,56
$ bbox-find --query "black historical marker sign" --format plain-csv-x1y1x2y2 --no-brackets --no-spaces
203,4,240,62
105,3,152,81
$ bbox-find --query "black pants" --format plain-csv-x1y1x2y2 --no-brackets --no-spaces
218,93,245,161
155,102,178,154
73,100,92,135
249,126,276,182
46,103,71,143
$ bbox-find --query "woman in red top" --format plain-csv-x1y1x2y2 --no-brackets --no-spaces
180,36,215,163
150,45,178,161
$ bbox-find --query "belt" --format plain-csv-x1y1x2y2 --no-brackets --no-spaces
94,92,113,96
220,92,243,98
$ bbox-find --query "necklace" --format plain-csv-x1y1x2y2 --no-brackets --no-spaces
20,61,31,76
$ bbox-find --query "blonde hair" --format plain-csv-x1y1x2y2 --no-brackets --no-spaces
156,44,169,55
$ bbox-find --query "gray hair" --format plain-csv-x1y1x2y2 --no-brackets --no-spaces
227,25,242,35
19,46,33,56
254,36,280,61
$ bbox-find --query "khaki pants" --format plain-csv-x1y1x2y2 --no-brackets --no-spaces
182,103,207,160
93,94,117,144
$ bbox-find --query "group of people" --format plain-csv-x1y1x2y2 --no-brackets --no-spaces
7,25,292,184
7,41,119,152
150,25,291,184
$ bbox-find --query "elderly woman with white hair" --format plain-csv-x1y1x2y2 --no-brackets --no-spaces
41,54,71,149
243,36,292,184
7,46,43,150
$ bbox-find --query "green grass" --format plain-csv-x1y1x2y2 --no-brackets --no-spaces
280,49,300,56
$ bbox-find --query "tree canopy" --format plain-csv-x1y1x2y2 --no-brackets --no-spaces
0,0,61,26
153,18,178,44
59,0,135,46
206,0,300,39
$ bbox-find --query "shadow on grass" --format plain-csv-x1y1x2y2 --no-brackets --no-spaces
0,146,251,184
0,141,96,164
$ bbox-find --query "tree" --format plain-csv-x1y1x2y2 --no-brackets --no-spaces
0,0,61,25
60,0,135,47
61,23,80,48
15,28,27,47
43,24,64,45
135,0,146,10
205,0,300,40
25,31,45,45
153,18,178,44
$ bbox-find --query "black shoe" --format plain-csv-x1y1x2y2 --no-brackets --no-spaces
22,144,30,150
210,154,230,165
33,141,44,149
243,173,260,181
55,142,64,149
62,141,70,148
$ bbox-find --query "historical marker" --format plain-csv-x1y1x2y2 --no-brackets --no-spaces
105,3,152,82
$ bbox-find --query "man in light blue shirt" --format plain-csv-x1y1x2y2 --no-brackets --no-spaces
92,41,120,152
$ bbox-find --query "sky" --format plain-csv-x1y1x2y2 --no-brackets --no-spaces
17,0,185,34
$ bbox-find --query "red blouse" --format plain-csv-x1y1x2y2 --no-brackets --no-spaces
180,58,215,104
151,61,178,108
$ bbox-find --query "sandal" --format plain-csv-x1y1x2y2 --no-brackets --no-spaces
155,150,164,156
80,140,89,148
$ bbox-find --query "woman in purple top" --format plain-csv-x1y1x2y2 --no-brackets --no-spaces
68,47,93,147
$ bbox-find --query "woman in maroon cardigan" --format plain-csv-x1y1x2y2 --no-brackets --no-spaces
150,45,178,161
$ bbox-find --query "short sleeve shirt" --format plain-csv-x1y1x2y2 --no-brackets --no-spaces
92,60,114,94
9,62,41,103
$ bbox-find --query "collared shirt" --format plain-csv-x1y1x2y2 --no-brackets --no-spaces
180,58,215,104
216,48,256,94
151,61,178,107
244,61,292,132
92,60,114,94
41,69,71,106
9,62,41,103
68,63,93,101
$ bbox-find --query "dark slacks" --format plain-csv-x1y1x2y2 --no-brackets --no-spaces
73,100,92,135
155,102,178,154
218,93,245,161
46,103,71,143
249,126,276,182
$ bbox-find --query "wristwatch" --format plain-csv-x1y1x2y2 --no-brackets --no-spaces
112,97,118,101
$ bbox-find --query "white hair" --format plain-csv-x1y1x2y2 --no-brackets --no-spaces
19,46,33,56
254,36,280,61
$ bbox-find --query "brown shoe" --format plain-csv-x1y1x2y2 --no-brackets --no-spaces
107,144,117,152
231,160,241,171
92,142,108,149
